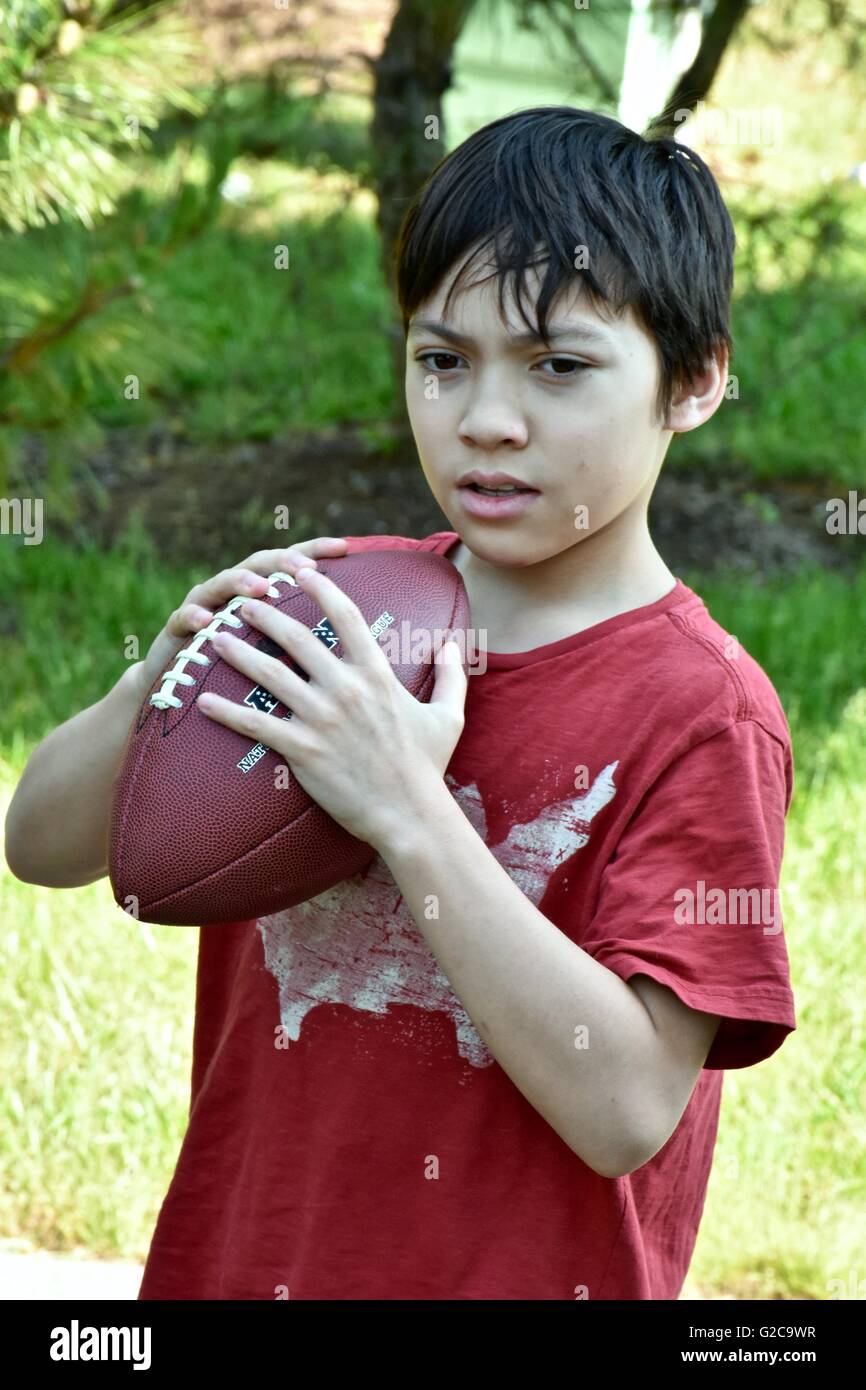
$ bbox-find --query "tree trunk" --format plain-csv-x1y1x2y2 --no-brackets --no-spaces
370,0,475,406
646,0,752,137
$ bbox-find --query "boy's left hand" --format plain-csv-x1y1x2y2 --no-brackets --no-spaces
196,565,468,852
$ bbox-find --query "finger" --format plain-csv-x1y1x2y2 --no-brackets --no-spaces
196,688,307,757
238,598,342,685
185,567,272,612
291,566,387,669
295,537,349,558
209,630,318,722
165,603,216,640
430,638,469,711
238,551,316,577
238,538,349,577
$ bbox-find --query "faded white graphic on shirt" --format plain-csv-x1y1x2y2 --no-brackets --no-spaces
257,762,619,1067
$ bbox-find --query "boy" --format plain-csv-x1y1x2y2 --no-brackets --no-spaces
6,106,796,1300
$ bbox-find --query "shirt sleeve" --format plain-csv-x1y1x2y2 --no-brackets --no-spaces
342,533,453,555
342,534,418,552
580,719,796,1070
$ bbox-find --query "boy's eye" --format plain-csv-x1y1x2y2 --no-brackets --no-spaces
536,357,590,377
417,351,465,372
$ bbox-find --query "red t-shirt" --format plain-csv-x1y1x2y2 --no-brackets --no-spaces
138,530,796,1300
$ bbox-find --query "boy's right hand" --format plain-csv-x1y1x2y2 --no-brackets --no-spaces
132,537,350,704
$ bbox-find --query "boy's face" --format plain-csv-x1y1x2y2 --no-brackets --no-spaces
405,261,709,572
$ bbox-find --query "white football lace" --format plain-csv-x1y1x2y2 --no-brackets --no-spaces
149,571,299,710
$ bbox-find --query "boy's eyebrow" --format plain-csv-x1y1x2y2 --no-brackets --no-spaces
407,317,614,348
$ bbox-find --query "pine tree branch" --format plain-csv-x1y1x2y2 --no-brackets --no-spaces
0,0,206,231
0,126,233,400
0,274,141,373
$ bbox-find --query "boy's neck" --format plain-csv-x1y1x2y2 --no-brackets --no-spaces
447,506,677,652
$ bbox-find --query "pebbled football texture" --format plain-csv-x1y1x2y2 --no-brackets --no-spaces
108,549,470,926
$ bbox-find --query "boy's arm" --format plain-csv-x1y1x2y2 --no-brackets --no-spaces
4,661,149,888
374,778,720,1180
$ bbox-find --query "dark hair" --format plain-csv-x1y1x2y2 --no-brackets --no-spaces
394,106,735,425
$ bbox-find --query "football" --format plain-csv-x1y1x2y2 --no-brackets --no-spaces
108,549,470,926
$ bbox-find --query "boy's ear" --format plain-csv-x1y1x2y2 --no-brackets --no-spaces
665,342,729,434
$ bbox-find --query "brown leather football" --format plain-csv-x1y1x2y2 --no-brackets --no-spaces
108,549,470,926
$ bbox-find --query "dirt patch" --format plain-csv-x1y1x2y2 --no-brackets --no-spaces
649,462,860,582
17,422,861,581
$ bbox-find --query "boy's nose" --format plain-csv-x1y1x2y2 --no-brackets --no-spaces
457,404,530,450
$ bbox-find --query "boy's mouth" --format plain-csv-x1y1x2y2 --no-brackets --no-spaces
462,482,538,496
457,481,541,519
457,469,540,496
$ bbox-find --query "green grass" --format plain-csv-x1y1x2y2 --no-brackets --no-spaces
678,189,866,486
0,884,198,1256
1,531,865,1295
95,163,392,440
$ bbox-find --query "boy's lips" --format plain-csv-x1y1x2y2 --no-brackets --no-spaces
457,468,538,490
457,484,541,519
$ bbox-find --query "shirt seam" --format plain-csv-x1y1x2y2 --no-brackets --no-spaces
663,614,793,757
482,587,698,667
664,608,751,720
600,957,794,1005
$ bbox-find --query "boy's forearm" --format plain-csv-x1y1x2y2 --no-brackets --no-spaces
4,662,147,888
372,776,662,1179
